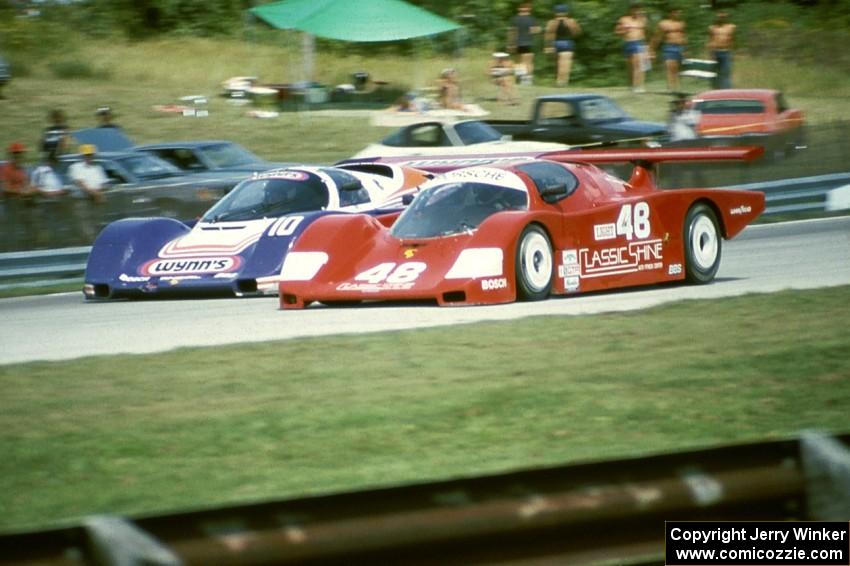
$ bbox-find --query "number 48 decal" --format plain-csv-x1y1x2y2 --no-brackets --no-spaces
355,262,426,284
616,202,651,240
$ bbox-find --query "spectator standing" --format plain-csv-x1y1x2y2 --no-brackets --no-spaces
96,106,121,129
508,3,541,85
652,8,687,92
667,94,700,142
1,143,36,249
489,52,519,106
615,2,649,93
0,53,10,100
31,151,69,247
707,11,736,89
544,4,582,87
68,144,108,242
40,109,71,158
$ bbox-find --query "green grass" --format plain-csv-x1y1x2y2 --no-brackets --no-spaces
2,36,850,165
2,286,849,530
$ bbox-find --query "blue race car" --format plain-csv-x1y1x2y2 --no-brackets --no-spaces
83,163,429,299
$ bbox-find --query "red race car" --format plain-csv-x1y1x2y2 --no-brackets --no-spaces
279,147,765,308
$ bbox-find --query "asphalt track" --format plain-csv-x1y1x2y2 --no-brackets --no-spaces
2,216,848,365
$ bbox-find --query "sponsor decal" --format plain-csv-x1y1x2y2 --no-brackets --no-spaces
403,248,418,259
481,277,508,291
402,156,534,169
254,169,310,181
562,249,579,266
730,205,753,215
594,223,617,241
214,272,239,279
336,282,416,292
140,256,242,276
118,273,151,283
560,249,581,290
668,263,683,275
580,239,664,278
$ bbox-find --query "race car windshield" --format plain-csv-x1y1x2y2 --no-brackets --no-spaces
391,182,527,239
202,175,329,222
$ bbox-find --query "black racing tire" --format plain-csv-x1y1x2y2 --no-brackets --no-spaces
515,224,554,301
683,203,722,284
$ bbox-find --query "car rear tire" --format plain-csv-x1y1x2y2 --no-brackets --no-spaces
515,224,553,301
684,203,722,284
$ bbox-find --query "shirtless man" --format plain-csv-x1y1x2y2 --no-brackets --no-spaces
707,11,736,89
652,8,687,92
615,2,648,93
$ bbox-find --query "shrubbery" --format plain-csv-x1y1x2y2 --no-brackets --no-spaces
1,0,848,84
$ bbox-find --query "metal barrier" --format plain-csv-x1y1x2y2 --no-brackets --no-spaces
0,172,848,292
732,172,850,216
0,246,90,291
0,432,847,565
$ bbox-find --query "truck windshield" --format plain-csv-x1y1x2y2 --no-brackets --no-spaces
391,182,527,239
579,98,628,122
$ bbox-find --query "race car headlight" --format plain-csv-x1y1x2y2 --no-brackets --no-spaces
445,248,503,279
280,252,329,281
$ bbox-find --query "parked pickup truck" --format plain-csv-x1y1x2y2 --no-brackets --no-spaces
486,94,667,147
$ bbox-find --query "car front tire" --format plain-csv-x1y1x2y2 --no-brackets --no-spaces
515,224,553,301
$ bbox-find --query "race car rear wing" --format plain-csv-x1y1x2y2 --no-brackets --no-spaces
542,146,765,190
338,146,764,184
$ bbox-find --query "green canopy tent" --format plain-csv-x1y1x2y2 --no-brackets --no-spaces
250,0,461,42
249,0,461,83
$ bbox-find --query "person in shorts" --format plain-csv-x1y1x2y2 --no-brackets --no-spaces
508,3,541,84
544,4,582,87
652,8,688,92
615,2,649,93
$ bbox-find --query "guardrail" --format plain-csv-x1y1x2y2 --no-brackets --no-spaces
732,171,850,216
1,172,848,292
0,246,90,291
0,431,847,565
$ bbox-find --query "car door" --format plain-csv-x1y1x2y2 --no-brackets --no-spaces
530,100,586,144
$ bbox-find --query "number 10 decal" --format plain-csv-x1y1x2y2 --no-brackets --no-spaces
355,262,427,284
616,202,651,240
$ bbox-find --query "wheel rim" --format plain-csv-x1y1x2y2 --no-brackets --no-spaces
690,215,718,271
520,231,552,292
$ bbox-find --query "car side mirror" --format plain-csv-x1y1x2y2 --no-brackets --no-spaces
401,193,415,206
540,183,568,203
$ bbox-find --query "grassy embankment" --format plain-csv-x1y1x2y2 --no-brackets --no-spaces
2,35,850,164
2,286,850,530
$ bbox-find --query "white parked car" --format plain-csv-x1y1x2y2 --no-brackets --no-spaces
352,120,568,159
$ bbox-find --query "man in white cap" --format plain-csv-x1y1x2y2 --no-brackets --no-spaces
68,144,108,241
